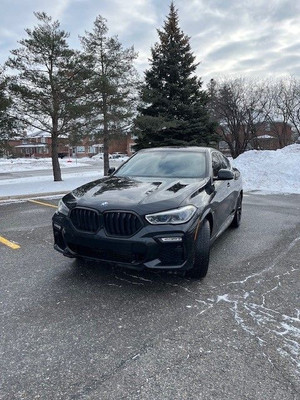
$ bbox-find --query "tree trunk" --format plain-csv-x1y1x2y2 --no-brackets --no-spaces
103,136,109,176
103,95,110,176
51,132,62,181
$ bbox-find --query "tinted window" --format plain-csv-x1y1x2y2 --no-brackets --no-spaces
212,152,231,176
212,152,222,176
223,155,231,169
115,151,207,179
219,153,230,169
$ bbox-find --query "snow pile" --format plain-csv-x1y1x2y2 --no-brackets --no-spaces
232,144,300,194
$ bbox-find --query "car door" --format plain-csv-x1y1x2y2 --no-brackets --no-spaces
210,151,234,236
219,152,238,215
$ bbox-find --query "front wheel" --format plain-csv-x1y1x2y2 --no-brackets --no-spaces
187,219,211,279
231,194,242,228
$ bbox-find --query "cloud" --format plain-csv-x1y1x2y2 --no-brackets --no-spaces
22,0,75,21
268,55,300,71
178,0,300,80
0,0,299,81
283,43,300,54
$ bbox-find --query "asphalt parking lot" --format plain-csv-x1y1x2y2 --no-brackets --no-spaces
0,193,299,400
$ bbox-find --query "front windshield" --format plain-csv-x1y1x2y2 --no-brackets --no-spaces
115,151,207,179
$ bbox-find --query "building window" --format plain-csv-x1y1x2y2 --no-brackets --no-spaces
93,145,103,153
76,146,86,153
37,147,45,154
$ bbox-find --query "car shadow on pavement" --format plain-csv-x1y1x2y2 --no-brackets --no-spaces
55,256,206,295
54,227,237,295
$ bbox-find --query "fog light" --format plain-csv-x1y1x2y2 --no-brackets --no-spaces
160,237,183,243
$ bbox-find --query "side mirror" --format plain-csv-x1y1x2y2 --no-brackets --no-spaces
107,167,116,175
217,169,234,180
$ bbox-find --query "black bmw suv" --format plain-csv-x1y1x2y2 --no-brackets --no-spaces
53,147,242,278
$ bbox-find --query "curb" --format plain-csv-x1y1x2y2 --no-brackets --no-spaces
0,191,69,202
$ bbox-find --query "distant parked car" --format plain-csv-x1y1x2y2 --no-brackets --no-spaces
53,147,242,279
91,153,104,160
111,152,128,159
91,153,114,160
58,152,68,159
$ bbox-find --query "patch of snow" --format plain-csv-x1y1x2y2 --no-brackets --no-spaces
258,134,274,139
216,294,230,303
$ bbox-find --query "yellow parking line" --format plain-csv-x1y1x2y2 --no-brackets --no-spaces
0,236,20,250
28,199,58,209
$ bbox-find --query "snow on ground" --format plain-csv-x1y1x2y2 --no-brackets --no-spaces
232,144,300,194
0,157,92,172
0,144,299,198
0,155,129,173
0,170,103,198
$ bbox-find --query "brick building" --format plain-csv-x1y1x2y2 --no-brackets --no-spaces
218,121,294,155
7,131,135,158
7,122,294,159
251,121,294,150
8,132,69,158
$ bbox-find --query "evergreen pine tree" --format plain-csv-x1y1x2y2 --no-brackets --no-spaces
0,68,19,154
6,12,89,181
80,16,139,175
134,2,215,150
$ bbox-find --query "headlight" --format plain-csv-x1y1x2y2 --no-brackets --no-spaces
145,205,197,225
56,199,69,216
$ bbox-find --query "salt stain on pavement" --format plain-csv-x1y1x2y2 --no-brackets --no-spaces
109,235,300,380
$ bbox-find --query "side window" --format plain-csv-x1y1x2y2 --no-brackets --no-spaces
212,152,221,177
219,153,231,169
224,155,231,169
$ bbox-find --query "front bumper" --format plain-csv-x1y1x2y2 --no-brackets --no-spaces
52,212,198,271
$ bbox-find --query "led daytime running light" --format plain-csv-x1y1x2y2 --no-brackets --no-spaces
145,205,196,225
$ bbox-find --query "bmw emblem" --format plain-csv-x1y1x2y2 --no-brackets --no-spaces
101,201,108,206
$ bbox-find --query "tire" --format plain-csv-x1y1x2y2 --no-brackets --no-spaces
231,194,242,228
187,219,211,279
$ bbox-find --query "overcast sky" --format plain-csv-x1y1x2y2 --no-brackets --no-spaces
1,0,300,84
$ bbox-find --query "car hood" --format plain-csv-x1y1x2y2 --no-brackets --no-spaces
64,176,209,214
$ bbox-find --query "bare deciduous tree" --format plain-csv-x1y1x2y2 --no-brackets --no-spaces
260,77,299,147
208,78,268,158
